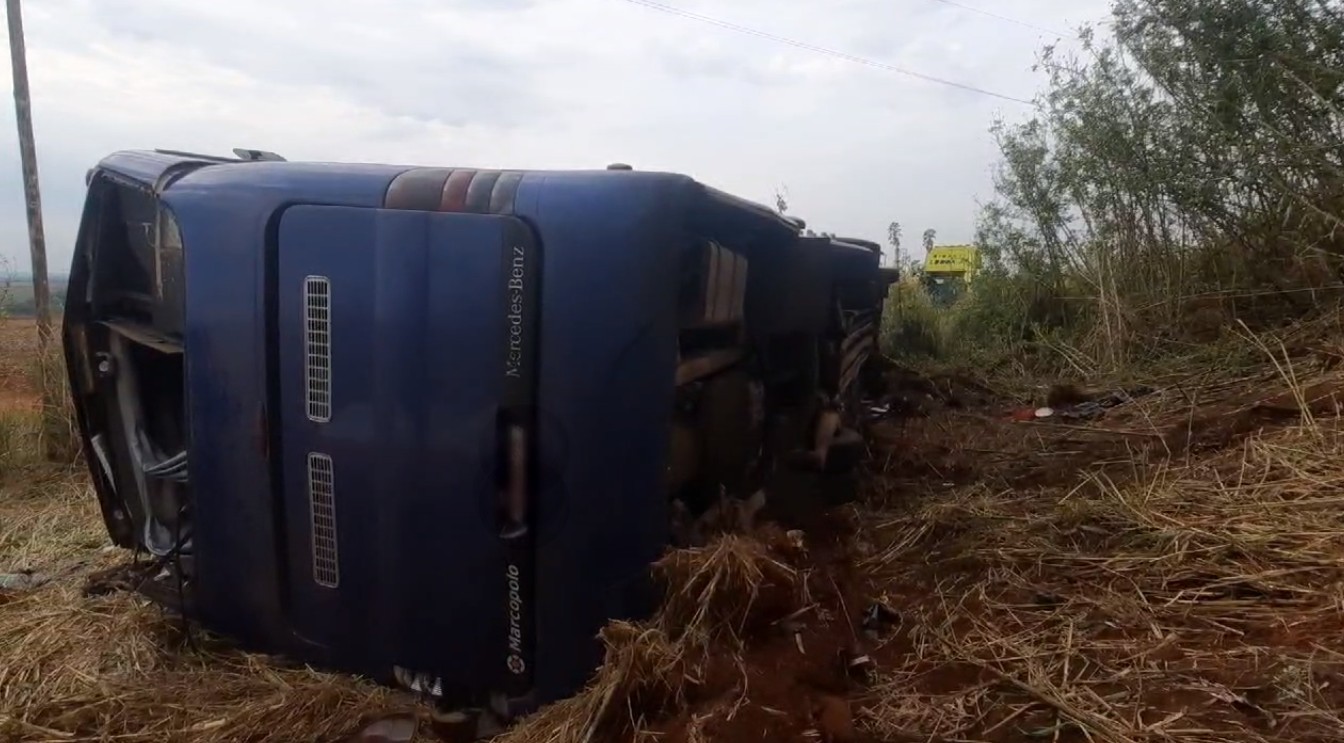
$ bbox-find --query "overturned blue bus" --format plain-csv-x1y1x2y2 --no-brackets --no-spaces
61,149,896,721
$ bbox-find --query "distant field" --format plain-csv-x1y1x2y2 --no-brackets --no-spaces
1,278,68,317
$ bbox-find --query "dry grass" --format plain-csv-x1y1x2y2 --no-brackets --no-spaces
1,318,76,477
0,468,106,573
499,622,690,743
856,364,1344,742
654,531,803,644
0,410,35,482
0,478,417,743
29,342,81,465
0,583,415,742
7,311,1344,742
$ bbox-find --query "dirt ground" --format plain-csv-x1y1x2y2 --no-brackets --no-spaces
3,316,1344,742
0,318,41,414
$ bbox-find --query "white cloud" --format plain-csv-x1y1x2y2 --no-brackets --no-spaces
0,0,1112,272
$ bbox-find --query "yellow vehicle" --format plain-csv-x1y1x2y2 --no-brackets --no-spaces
923,245,979,306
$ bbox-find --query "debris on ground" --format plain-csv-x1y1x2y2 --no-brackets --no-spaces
0,570,46,592
349,714,418,743
859,600,900,639
83,561,159,597
1011,383,1160,422
872,362,1007,420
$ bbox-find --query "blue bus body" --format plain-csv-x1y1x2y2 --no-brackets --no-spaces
62,150,893,716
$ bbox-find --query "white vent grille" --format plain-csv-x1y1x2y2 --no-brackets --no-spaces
307,452,339,588
304,276,332,423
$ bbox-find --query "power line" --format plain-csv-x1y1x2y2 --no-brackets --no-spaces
616,0,1035,105
927,0,1070,38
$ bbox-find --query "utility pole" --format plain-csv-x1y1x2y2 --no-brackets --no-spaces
6,0,52,347
6,0,68,464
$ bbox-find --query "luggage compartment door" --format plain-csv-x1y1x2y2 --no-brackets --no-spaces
275,205,539,700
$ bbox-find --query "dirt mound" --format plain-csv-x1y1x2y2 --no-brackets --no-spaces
873,361,1010,418
655,529,803,640
868,355,1344,494
1163,377,1344,454
502,519,873,743
500,622,689,743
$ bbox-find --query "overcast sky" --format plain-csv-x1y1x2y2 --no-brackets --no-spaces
0,0,1111,273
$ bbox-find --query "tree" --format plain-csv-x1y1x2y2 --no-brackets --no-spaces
922,229,937,253
970,0,1344,369
887,222,902,267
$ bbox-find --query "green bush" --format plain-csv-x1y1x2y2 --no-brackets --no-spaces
880,277,949,361
959,0,1344,376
